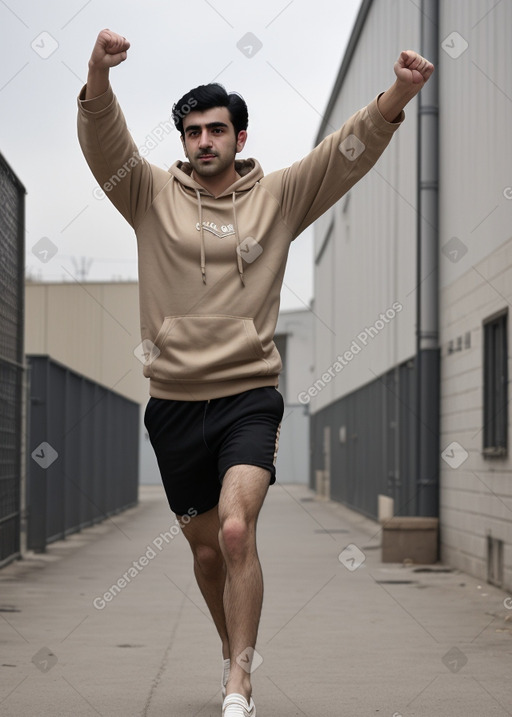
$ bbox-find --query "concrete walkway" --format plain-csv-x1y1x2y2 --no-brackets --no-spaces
1,483,511,717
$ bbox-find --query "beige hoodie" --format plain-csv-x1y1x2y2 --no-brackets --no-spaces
77,85,404,401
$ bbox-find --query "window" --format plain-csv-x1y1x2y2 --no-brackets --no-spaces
483,311,508,455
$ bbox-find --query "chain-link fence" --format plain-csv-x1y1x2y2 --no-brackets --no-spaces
0,153,26,567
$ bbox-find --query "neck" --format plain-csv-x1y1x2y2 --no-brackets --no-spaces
192,165,239,198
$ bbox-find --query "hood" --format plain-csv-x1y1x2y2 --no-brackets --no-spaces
168,158,264,195
167,159,265,285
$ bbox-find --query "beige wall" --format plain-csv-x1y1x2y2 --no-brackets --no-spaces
25,281,147,405
25,281,162,484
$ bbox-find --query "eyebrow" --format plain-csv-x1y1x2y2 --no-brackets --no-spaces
184,121,229,133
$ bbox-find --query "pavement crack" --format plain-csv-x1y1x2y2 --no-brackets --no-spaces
141,577,192,717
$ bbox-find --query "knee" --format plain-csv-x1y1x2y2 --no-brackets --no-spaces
219,517,254,562
193,543,224,577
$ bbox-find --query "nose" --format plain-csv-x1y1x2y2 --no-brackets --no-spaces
199,129,212,148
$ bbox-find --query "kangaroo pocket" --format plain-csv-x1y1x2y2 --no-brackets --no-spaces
145,315,278,382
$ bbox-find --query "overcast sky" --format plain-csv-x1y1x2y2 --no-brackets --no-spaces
1,0,362,311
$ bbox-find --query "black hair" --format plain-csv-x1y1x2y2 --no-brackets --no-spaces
172,83,248,137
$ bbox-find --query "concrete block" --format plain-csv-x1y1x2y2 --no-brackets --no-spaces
381,516,439,564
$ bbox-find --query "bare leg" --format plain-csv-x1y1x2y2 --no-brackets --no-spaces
218,464,270,701
179,506,230,659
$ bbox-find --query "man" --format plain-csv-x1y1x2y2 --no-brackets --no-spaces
78,29,433,717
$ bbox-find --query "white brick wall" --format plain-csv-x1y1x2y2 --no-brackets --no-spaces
440,237,512,591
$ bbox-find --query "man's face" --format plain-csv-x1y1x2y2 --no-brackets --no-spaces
181,107,247,178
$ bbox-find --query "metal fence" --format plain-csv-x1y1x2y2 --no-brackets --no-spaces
26,355,139,551
0,153,26,567
310,359,418,520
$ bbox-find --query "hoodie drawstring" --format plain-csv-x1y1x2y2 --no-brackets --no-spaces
195,188,245,287
232,192,245,287
195,189,207,284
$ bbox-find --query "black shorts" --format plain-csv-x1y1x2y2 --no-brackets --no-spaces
143,386,284,516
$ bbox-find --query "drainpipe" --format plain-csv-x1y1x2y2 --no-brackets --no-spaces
416,0,440,517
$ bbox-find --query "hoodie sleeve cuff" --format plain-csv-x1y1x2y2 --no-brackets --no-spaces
367,93,405,132
77,83,115,116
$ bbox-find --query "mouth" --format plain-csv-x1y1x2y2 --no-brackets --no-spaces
198,154,216,161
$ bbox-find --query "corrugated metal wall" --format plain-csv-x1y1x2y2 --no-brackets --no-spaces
309,0,421,518
311,0,420,417
310,0,512,588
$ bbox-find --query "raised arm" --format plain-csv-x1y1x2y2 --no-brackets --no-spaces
85,29,131,100
78,29,169,229
261,49,434,238
377,50,434,123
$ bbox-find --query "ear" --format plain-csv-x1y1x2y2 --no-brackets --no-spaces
180,135,188,158
236,130,247,154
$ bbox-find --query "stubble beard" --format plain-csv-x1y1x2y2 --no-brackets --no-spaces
189,140,237,178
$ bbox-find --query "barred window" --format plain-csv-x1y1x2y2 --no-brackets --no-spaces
483,311,508,456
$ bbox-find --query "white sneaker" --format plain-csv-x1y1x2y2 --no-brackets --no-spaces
222,693,256,717
221,658,230,699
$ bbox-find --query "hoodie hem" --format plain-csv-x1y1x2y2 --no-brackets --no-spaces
149,376,279,402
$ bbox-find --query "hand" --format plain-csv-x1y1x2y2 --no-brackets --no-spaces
377,50,434,121
394,50,434,90
89,28,130,70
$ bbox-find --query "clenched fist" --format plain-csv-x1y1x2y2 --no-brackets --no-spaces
394,50,434,89
377,49,434,122
89,29,130,70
